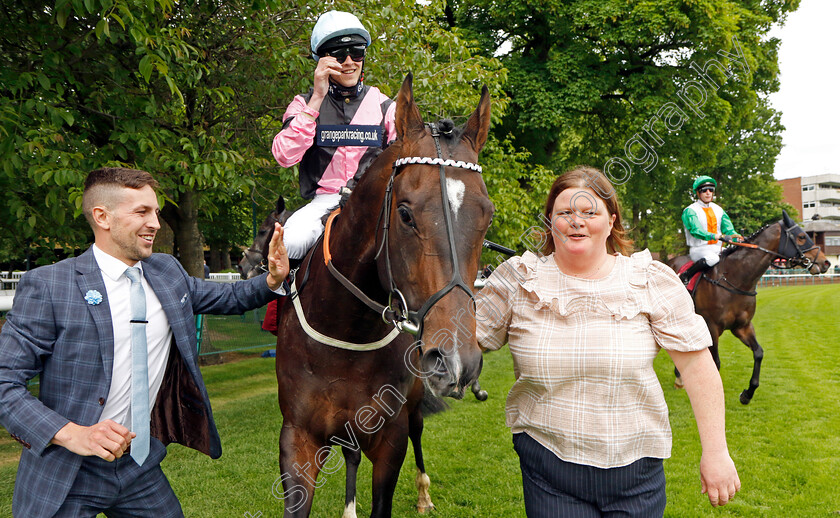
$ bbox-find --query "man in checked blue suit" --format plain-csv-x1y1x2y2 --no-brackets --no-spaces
0,167,289,517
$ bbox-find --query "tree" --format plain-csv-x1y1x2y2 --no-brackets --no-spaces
446,0,800,255
2,0,299,274
2,0,528,274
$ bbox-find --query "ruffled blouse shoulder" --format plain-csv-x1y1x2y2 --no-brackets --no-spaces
495,249,678,322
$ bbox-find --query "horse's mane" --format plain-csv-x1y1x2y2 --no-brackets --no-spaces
719,221,776,259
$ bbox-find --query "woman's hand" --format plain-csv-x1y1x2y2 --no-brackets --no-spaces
700,449,741,506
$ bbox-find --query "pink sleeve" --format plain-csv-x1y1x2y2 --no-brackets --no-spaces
271,95,319,167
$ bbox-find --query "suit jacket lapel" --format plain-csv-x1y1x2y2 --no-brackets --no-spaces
142,258,194,364
74,247,115,383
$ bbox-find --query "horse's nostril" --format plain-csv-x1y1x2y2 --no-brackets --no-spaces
420,350,449,377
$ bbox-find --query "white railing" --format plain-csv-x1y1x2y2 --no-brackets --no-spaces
3,271,838,314
757,273,840,288
1,273,24,311
0,292,15,312
208,272,241,282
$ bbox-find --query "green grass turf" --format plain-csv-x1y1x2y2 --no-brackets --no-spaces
1,284,838,516
200,308,276,354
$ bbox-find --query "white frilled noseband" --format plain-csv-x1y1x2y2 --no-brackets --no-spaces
394,156,482,173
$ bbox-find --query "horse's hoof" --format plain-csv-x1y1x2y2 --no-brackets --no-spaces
739,391,752,405
674,378,684,390
474,390,488,401
416,504,436,514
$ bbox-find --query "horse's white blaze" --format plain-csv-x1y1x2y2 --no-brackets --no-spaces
446,178,465,217
342,499,357,518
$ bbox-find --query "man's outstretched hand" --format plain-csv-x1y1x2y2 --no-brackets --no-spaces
266,222,290,291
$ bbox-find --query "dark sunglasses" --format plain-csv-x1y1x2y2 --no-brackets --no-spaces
699,186,715,194
322,45,366,63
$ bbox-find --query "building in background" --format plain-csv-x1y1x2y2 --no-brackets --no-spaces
778,174,840,268
779,174,840,221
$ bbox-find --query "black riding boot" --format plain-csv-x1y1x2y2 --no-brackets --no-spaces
679,258,709,285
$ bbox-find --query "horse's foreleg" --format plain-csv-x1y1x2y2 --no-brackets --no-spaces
709,342,722,370
674,366,683,389
342,446,362,518
470,379,488,401
409,405,435,514
731,324,763,405
277,424,322,517
367,419,409,518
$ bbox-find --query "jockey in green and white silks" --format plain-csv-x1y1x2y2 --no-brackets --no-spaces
679,176,742,283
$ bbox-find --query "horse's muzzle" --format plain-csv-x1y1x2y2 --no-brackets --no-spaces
419,346,482,399
809,259,831,275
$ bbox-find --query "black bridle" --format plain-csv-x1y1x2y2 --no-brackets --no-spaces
702,219,821,296
325,122,483,338
776,221,820,269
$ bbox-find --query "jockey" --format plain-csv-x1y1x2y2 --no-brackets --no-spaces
679,175,743,284
271,10,397,262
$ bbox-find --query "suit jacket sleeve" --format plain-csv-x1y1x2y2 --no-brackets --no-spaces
173,259,279,316
0,271,71,455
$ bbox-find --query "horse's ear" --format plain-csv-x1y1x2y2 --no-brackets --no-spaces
275,195,285,215
782,209,794,227
461,85,491,153
396,73,425,140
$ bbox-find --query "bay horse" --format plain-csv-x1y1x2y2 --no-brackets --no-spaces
668,211,830,404
271,74,493,517
237,185,490,405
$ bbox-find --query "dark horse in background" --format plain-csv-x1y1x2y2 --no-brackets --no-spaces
239,196,291,280
244,75,493,517
668,211,830,404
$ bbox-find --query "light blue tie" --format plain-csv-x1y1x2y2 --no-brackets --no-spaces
124,267,150,465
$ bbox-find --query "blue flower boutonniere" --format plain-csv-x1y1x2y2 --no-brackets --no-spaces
85,289,103,306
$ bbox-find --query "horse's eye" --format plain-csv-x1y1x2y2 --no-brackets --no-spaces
397,206,415,228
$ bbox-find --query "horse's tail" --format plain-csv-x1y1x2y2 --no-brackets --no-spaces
420,388,449,417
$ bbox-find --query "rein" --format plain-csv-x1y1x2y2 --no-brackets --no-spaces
723,222,819,268
701,220,819,297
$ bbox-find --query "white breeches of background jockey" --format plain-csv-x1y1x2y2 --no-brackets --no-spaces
282,193,342,260
689,243,722,267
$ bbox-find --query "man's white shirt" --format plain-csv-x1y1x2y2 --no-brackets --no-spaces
93,245,172,430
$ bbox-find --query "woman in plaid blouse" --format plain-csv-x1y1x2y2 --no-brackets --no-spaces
476,166,740,517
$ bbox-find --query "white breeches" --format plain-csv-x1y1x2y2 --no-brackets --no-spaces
689,244,722,266
283,193,342,260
